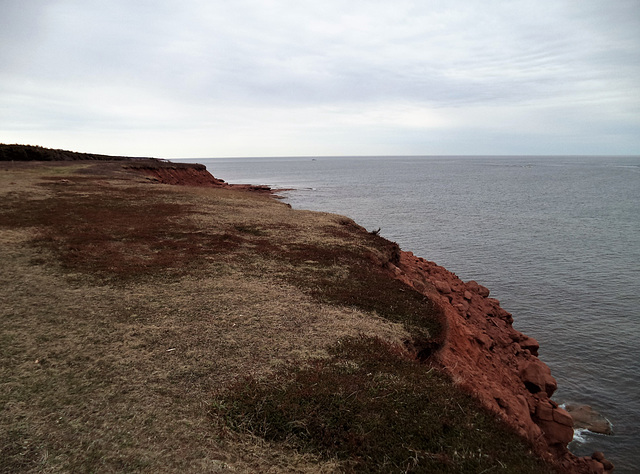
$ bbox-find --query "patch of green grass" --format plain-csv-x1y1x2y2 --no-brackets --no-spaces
214,336,556,473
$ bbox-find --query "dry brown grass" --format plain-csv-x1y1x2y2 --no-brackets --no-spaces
1,161,553,473
0,162,410,473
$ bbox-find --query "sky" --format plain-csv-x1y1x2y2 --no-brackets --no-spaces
1,0,639,158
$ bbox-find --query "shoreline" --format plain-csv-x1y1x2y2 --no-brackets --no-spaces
0,147,614,472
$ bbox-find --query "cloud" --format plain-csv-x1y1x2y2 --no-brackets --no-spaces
1,0,639,156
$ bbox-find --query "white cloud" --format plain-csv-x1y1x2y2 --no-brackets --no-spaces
1,0,639,156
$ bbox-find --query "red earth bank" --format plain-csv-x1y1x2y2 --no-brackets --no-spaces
390,251,613,473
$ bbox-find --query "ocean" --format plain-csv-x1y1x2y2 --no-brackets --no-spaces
189,155,639,472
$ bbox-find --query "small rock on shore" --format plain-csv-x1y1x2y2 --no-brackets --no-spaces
565,404,613,435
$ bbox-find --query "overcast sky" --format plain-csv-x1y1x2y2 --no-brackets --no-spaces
1,0,639,157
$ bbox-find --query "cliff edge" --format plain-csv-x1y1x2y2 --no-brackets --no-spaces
390,252,613,473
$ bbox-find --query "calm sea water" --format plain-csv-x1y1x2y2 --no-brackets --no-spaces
192,156,639,472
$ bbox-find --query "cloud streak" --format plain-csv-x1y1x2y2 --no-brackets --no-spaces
1,0,639,156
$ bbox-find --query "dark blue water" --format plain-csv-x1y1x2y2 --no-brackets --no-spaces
192,155,640,472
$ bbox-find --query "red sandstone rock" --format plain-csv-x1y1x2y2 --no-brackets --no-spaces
467,280,490,297
565,405,613,435
536,399,554,421
393,250,610,473
133,164,225,186
474,332,492,348
532,396,573,446
519,335,540,357
592,452,614,471
553,406,574,427
455,300,470,314
434,280,452,294
520,360,557,397
538,416,574,446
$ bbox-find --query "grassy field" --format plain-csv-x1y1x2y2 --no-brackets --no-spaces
0,161,556,472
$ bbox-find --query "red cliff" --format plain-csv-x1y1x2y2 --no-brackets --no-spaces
125,162,228,186
389,250,613,474
128,161,273,193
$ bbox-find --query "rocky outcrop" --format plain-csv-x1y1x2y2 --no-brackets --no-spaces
565,404,613,435
125,162,228,186
127,161,275,193
387,250,613,473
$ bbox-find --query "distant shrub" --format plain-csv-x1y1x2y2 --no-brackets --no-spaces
0,143,145,161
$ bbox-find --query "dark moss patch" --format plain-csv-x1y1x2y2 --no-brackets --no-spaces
329,218,401,266
259,236,443,348
234,224,267,236
0,427,42,473
0,183,244,281
0,143,139,161
214,336,555,473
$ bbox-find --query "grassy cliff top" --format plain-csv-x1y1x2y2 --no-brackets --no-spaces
0,158,556,472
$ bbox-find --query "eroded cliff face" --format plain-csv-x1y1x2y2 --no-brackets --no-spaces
129,162,274,193
389,250,613,474
126,162,228,186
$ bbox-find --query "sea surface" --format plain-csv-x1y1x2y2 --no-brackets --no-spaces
189,155,639,472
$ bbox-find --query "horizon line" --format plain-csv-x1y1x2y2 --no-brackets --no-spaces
170,153,640,160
